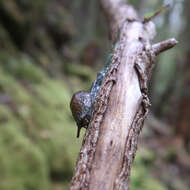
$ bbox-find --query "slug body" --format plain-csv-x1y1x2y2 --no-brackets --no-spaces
70,53,113,138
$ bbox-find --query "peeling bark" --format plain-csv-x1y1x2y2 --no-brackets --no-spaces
69,0,177,190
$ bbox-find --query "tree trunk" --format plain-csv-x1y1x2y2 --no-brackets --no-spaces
69,0,177,189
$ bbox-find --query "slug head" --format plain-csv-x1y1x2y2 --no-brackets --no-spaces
70,91,92,137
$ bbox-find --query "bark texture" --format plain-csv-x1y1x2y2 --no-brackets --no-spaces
69,0,177,190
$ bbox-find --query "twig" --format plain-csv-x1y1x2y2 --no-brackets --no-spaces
153,38,178,55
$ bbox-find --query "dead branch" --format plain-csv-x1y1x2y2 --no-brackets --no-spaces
152,38,178,55
69,0,177,190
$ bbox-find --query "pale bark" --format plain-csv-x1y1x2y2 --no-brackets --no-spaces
69,0,177,190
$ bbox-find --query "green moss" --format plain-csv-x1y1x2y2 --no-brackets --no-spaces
131,149,167,190
0,116,50,190
0,55,84,189
0,54,47,83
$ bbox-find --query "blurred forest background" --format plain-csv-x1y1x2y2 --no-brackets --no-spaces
0,0,189,190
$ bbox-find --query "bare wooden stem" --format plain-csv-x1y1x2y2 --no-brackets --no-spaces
152,38,178,55
69,0,177,190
